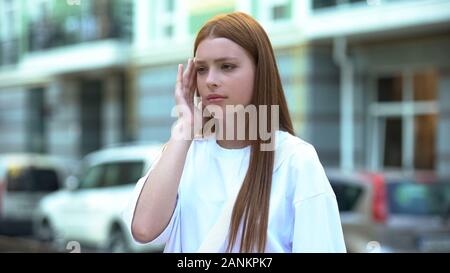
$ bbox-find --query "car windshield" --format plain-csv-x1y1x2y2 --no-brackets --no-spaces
79,161,144,189
387,182,450,216
7,167,60,192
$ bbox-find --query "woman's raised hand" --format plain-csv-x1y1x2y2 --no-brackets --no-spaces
172,58,201,140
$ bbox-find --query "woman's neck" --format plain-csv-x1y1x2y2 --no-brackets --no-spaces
215,115,251,149
216,139,250,149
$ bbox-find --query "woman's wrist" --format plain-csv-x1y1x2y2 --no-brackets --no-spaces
170,118,195,142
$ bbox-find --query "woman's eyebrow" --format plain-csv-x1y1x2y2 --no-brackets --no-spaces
195,57,239,64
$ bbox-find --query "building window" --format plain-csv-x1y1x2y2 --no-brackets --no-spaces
414,114,436,169
155,0,177,40
260,0,291,24
27,88,47,153
313,0,338,9
164,25,174,38
272,4,289,20
377,75,402,102
370,69,437,171
312,0,366,10
383,117,402,167
165,0,175,12
0,0,19,65
414,71,437,101
112,0,134,40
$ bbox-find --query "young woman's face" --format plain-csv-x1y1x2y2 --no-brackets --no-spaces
195,37,256,114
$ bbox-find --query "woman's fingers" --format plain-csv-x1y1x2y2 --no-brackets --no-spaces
188,58,196,90
176,59,197,109
187,58,197,99
175,64,183,96
182,59,193,92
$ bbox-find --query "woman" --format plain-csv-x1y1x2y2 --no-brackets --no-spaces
123,12,346,253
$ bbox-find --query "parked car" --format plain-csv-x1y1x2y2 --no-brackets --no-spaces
0,153,77,236
33,143,165,253
327,169,450,253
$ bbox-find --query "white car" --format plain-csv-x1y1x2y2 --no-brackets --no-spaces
33,143,165,253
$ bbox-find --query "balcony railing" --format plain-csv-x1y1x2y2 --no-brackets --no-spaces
28,2,132,52
312,0,415,11
0,38,20,66
312,0,366,10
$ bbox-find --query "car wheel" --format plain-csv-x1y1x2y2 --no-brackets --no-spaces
36,221,54,243
107,228,130,253
35,221,65,252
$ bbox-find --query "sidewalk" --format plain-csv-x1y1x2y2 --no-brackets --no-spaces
0,235,58,253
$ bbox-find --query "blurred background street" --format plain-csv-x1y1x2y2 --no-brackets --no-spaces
1,0,450,253
0,235,57,252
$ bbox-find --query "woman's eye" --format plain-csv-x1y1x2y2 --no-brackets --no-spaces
222,64,235,71
196,67,207,74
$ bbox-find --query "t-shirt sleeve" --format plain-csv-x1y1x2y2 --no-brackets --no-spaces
290,144,347,253
121,146,180,246
292,192,347,252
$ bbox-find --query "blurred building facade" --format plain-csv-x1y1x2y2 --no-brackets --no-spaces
302,0,450,175
0,0,133,158
0,0,449,176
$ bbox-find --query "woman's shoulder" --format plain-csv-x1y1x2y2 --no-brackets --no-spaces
274,130,321,171
276,130,316,151
275,131,333,201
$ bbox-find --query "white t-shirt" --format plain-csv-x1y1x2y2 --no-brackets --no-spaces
122,130,346,253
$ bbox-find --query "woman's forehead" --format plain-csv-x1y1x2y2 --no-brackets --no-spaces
195,37,248,61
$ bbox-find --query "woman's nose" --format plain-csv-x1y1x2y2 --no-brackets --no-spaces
206,70,219,89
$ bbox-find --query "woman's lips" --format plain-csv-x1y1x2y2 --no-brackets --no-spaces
206,95,227,102
208,98,225,102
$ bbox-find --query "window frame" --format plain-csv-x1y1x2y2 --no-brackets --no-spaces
259,0,292,26
154,0,179,40
368,69,438,171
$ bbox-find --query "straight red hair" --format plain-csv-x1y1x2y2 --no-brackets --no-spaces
194,12,294,252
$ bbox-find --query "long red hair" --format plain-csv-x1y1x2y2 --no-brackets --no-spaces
194,12,294,252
